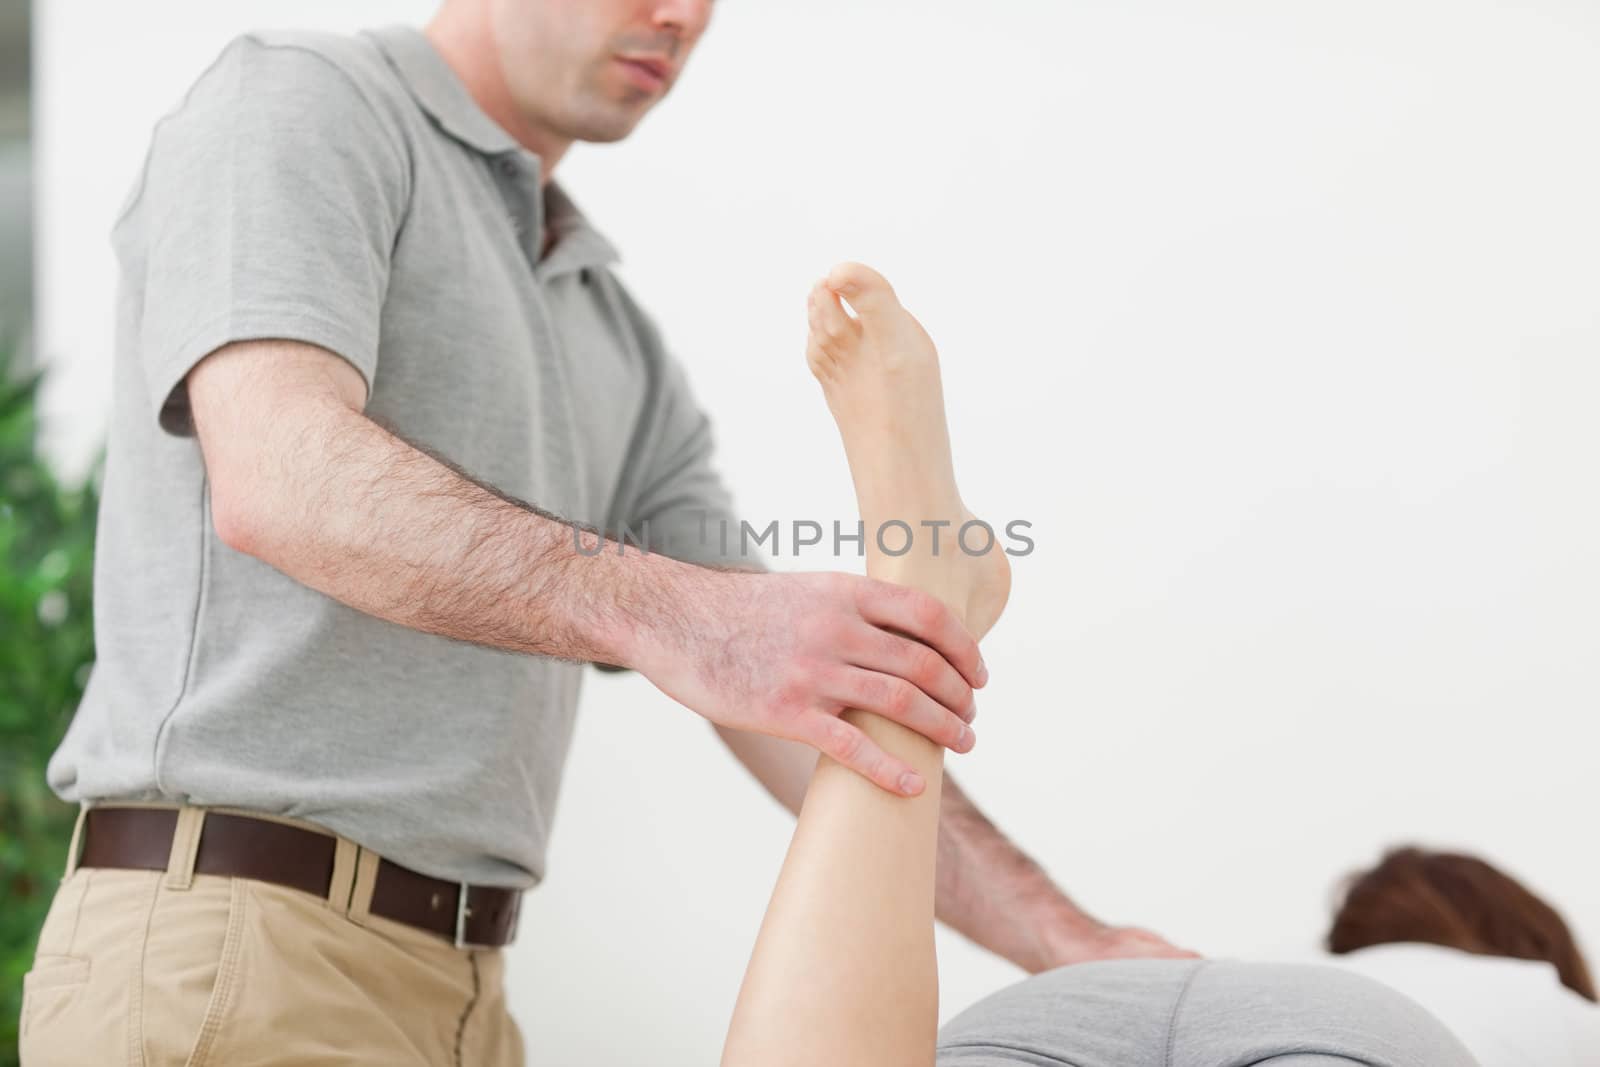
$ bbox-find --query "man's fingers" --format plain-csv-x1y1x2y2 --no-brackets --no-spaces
1100,927,1202,962
798,713,926,796
857,582,987,691
829,668,974,754
848,626,977,723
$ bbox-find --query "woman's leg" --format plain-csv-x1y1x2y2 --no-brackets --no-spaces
720,264,1010,1067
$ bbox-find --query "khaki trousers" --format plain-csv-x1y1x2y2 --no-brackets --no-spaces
18,802,526,1067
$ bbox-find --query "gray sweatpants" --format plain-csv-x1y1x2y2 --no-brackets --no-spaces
937,959,1479,1066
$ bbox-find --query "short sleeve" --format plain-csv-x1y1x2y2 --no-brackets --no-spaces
617,350,759,571
120,36,409,437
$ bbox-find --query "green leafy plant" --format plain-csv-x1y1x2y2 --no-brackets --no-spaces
1,337,102,1065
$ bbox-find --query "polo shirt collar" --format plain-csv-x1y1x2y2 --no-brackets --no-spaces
367,24,622,272
542,183,623,277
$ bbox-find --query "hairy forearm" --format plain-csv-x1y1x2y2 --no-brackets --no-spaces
935,776,1103,972
222,398,684,666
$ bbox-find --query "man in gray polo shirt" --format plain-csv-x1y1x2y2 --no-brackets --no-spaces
22,2,1186,1063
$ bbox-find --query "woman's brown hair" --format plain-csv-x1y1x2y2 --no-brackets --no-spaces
1328,845,1596,1002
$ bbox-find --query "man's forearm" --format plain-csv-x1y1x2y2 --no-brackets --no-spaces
223,398,684,666
194,341,986,789
935,775,1104,972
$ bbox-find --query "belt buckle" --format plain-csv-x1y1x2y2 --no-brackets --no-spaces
454,880,475,949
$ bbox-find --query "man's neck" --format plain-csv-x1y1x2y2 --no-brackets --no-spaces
423,16,570,182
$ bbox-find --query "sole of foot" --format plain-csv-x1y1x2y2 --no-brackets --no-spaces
805,262,1011,641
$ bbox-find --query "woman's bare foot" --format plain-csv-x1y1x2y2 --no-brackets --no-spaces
806,262,1010,640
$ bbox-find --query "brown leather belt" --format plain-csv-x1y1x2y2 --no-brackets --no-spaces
77,806,521,949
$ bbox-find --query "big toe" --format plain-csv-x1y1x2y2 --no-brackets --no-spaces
806,280,863,379
825,261,900,320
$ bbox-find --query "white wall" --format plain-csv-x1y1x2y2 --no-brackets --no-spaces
37,1,1600,1063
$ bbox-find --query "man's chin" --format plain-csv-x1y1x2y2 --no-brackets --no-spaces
568,111,651,145
562,86,665,143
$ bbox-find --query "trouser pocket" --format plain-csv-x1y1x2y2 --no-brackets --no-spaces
18,868,247,1067
18,869,95,1066
137,873,250,1067
18,954,92,1045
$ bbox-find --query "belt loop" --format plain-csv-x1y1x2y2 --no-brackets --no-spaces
345,847,382,928
327,836,360,914
163,805,207,891
62,801,92,880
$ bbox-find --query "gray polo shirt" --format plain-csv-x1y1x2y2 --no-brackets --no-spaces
47,24,744,888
